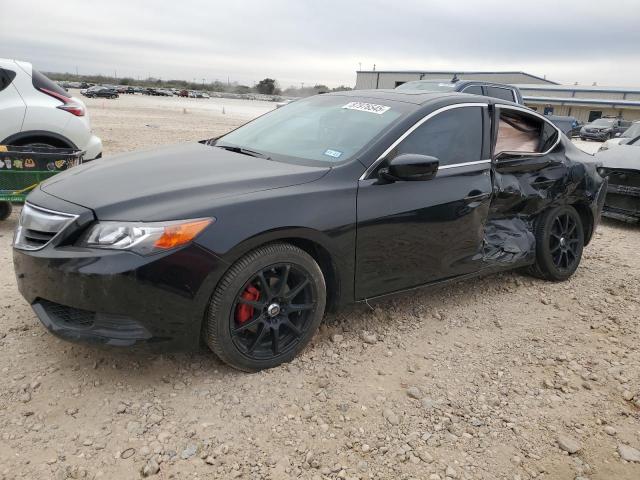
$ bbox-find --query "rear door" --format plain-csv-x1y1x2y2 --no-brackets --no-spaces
0,66,26,142
484,104,564,266
355,103,493,299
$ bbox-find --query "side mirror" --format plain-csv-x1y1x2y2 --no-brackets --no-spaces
379,154,439,182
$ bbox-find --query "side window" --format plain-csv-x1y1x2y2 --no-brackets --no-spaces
486,86,515,102
392,106,483,166
461,85,483,95
494,108,559,157
0,68,17,93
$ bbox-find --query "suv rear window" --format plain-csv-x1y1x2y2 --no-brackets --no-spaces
486,86,515,102
32,70,69,98
0,68,16,93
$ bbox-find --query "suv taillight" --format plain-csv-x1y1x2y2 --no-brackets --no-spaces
38,87,85,117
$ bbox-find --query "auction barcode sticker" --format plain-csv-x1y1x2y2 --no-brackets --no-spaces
342,102,390,115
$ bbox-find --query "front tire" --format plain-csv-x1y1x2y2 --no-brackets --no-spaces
205,243,326,372
528,205,584,281
0,201,12,221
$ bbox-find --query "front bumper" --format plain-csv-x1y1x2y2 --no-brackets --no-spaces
602,183,640,223
14,227,229,350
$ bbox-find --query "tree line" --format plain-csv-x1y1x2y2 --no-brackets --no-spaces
45,72,352,97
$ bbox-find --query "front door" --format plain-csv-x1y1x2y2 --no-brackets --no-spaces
355,103,492,299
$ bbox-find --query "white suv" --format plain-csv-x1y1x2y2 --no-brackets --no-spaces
0,58,102,159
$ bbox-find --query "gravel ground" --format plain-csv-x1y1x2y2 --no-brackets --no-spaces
1,94,639,480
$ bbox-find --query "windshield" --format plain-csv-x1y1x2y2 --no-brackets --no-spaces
216,95,407,164
396,81,457,92
622,123,640,138
592,118,615,126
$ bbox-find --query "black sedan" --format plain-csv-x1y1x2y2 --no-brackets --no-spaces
580,117,631,141
13,90,606,371
83,87,119,99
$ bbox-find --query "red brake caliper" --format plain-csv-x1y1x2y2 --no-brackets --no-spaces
236,285,260,324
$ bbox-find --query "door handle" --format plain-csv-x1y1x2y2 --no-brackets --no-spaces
464,191,490,203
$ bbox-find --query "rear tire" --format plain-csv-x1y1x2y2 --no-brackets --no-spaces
0,202,12,221
205,243,326,372
528,205,584,281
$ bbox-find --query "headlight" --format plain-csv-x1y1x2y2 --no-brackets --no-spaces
77,218,213,255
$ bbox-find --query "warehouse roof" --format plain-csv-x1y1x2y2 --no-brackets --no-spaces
523,96,640,108
516,84,640,94
357,70,558,84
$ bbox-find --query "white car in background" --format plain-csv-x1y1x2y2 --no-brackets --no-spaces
0,58,102,159
598,121,640,152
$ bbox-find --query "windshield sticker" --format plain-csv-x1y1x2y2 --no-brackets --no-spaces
324,149,343,158
342,102,390,115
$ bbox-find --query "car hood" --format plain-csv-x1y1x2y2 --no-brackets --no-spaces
40,142,330,221
595,144,640,170
603,138,624,147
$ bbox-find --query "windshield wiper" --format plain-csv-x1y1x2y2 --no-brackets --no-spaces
215,144,272,160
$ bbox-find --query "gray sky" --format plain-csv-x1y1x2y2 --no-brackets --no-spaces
2,0,639,88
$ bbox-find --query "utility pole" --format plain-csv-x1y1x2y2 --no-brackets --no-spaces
75,66,79,77
301,82,304,89
358,62,362,71
373,64,376,71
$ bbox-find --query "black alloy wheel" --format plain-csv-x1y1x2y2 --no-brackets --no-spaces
230,263,316,359
528,205,584,281
549,212,580,271
205,243,326,371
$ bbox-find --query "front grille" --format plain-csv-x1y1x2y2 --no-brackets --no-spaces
607,170,640,189
39,299,95,328
13,203,78,251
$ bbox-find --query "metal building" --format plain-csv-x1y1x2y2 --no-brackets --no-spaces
355,70,640,122
355,70,555,90
517,85,640,122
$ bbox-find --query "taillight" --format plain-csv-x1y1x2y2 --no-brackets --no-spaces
57,104,85,116
38,87,85,117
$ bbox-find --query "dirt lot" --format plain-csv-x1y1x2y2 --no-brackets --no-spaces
1,93,639,480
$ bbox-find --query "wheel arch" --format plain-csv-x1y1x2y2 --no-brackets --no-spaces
1,130,77,149
571,202,594,246
215,227,349,314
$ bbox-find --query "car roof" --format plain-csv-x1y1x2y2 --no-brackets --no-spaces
324,88,522,108
324,89,477,105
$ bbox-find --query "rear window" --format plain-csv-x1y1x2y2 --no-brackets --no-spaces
0,68,16,93
486,86,515,102
32,70,69,98
461,85,483,95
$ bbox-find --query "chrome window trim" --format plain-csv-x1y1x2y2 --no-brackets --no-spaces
493,103,563,158
359,102,489,180
439,159,491,170
13,202,79,251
